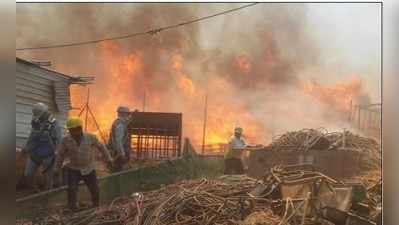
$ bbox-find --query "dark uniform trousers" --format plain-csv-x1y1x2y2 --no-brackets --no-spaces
67,168,100,209
224,158,245,175
113,149,130,172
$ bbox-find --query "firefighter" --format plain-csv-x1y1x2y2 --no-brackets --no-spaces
54,117,113,211
224,127,247,175
22,102,62,192
108,106,132,172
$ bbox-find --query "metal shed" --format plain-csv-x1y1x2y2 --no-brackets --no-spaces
16,57,92,148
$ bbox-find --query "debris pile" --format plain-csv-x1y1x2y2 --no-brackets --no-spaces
271,128,380,153
270,128,381,170
270,128,332,151
251,164,381,225
242,210,280,225
16,176,273,225
327,130,381,171
16,165,381,225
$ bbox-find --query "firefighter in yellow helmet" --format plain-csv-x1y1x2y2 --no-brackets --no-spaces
55,117,113,211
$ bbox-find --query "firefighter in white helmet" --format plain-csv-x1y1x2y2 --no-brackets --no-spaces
22,102,62,191
107,106,132,172
224,127,262,175
224,127,247,174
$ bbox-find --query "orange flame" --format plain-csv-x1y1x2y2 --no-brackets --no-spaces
303,76,364,113
69,40,368,154
235,54,252,75
70,42,145,139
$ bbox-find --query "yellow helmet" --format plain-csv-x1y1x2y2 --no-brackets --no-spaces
66,117,83,129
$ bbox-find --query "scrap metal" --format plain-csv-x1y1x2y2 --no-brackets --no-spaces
16,166,381,225
16,128,382,225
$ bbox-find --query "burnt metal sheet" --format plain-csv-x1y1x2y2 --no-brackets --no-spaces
129,112,182,136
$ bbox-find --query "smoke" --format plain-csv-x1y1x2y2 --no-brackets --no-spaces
16,3,380,147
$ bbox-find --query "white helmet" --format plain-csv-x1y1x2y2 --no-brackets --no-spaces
234,127,243,134
117,106,130,113
32,102,48,120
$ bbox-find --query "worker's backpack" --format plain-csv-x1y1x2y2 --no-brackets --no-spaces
29,117,58,158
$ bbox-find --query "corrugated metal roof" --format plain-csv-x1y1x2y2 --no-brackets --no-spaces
16,57,94,85
54,81,72,113
15,57,93,148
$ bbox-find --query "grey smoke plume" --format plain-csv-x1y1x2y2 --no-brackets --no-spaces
16,3,380,146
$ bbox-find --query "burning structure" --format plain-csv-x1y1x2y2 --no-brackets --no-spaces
16,3,381,152
128,111,182,160
15,3,381,225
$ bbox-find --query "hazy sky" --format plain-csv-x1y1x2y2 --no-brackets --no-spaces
16,3,382,143
306,3,381,76
306,3,381,100
195,3,381,99
16,2,382,102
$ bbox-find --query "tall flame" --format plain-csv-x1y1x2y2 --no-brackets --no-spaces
69,40,370,152
303,76,365,113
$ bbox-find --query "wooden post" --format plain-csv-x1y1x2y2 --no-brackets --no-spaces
85,88,90,131
87,106,107,144
142,90,146,112
201,93,208,155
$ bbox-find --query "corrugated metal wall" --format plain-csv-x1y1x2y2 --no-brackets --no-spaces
16,60,72,148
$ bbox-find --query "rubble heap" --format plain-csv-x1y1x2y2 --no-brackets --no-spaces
16,176,279,225
251,164,381,225
271,128,380,153
270,128,381,170
16,165,381,225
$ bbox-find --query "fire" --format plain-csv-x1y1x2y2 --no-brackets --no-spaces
171,52,183,71
69,41,145,138
17,4,380,156
177,74,196,96
206,132,226,144
172,52,196,96
303,76,364,113
235,54,252,75
68,41,369,155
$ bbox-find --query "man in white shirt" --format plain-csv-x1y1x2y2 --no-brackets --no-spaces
224,127,247,174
